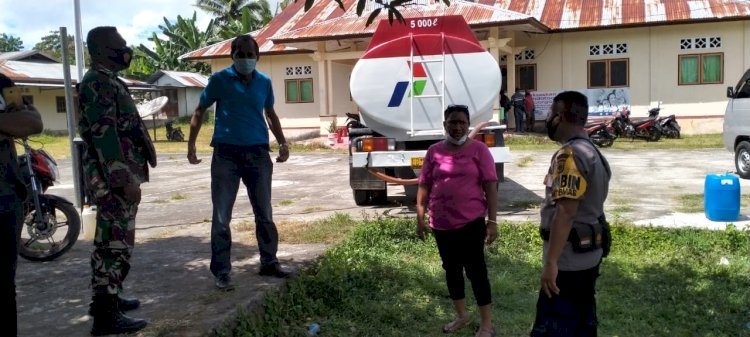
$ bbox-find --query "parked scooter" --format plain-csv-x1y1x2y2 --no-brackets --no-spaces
17,139,81,261
584,119,617,147
657,113,681,139
165,120,184,141
345,112,366,130
612,107,662,141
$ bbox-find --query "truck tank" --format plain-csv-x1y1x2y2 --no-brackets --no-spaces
349,15,501,141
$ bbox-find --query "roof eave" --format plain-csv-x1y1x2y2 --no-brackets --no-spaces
272,17,549,44
550,15,750,33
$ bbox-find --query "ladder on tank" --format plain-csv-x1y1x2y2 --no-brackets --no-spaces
407,32,446,138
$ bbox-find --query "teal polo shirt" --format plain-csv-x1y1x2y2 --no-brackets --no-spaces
199,66,275,146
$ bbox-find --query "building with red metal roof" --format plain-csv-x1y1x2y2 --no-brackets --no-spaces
181,0,750,135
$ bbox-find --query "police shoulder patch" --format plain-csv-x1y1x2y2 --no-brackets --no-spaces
551,145,587,200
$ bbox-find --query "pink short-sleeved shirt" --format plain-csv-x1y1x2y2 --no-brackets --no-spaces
418,140,498,230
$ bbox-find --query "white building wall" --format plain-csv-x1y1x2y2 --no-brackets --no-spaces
200,19,749,135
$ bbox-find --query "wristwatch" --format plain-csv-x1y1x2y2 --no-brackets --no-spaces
279,143,288,149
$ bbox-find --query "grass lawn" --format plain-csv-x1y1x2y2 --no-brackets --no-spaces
21,123,723,159
505,133,724,151
221,216,749,337
20,118,338,160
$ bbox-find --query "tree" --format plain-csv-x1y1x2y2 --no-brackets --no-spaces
195,0,258,25
137,12,220,75
218,5,271,39
33,30,90,65
0,33,23,52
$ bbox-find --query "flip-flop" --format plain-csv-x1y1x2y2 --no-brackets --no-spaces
474,327,497,337
442,316,471,333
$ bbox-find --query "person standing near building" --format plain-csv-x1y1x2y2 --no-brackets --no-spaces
511,88,526,133
416,104,498,337
0,73,43,337
499,89,511,125
531,91,611,337
78,26,156,336
524,90,536,132
187,35,292,291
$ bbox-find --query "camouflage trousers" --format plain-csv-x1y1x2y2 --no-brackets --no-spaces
530,264,600,337
91,192,138,295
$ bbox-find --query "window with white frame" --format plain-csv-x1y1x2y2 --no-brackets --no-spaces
589,43,628,56
680,37,721,50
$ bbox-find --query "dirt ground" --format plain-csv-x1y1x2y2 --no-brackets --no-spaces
16,147,746,336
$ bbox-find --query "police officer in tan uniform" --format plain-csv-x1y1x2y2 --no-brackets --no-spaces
531,91,611,337
0,73,43,337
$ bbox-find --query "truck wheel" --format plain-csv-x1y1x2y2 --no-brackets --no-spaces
371,190,388,205
735,141,750,179
352,189,388,205
353,190,370,206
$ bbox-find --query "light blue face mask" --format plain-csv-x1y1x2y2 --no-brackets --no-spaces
233,58,257,75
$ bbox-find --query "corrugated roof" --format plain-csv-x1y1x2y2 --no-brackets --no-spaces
149,70,209,88
0,60,151,88
181,0,750,60
0,50,59,63
271,1,540,43
505,0,750,30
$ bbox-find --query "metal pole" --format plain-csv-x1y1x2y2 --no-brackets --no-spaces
73,0,85,80
61,27,83,209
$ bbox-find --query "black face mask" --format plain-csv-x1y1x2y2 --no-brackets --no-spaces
108,46,133,70
546,115,559,141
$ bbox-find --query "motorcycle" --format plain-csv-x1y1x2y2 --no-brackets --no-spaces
17,139,81,262
345,112,366,130
657,113,681,139
612,107,662,141
584,119,617,147
165,120,184,141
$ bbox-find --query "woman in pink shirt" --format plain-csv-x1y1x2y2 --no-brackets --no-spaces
416,105,499,337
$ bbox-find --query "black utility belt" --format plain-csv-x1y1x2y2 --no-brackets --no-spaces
539,222,609,253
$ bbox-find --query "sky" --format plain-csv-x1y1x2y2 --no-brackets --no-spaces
0,0,281,50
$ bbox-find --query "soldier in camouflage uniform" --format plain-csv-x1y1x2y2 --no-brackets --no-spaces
0,73,44,337
77,26,156,336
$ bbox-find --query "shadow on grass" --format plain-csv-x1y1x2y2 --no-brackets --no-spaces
223,220,750,337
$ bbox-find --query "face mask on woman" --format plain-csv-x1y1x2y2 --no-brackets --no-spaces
446,134,468,146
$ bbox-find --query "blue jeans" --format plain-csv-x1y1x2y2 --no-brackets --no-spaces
515,107,525,132
210,143,278,277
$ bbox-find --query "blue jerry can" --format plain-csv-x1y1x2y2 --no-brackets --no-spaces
704,173,741,221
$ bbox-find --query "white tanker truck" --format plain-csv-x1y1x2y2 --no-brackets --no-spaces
348,15,510,205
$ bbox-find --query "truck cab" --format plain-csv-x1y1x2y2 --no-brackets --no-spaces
723,68,750,178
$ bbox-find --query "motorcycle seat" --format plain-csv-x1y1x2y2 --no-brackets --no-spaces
631,118,654,126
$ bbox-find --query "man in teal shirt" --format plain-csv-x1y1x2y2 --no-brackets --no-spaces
187,35,291,291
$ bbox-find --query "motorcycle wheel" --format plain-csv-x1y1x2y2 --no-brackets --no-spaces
647,126,662,142
172,130,185,142
18,195,81,262
591,131,614,148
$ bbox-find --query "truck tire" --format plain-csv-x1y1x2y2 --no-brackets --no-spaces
353,189,388,205
353,190,370,206
735,141,750,179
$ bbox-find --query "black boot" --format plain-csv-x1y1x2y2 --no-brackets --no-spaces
88,294,140,315
90,294,147,336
